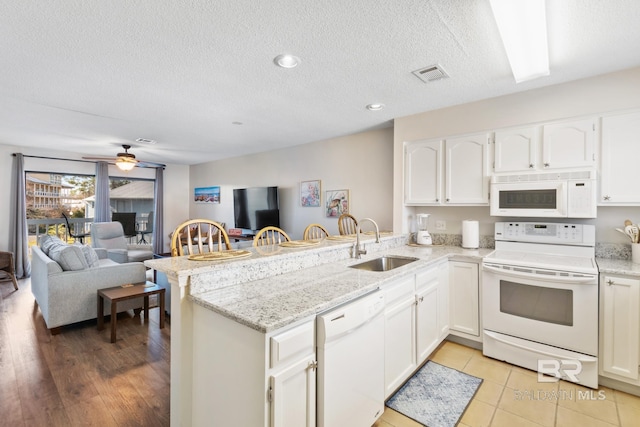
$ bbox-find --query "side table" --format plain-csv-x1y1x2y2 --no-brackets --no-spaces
98,281,165,343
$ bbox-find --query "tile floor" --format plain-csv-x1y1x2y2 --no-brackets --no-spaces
375,341,640,427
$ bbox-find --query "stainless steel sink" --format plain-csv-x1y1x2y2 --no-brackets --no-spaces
349,255,419,272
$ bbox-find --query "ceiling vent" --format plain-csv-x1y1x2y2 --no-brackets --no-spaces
412,64,449,83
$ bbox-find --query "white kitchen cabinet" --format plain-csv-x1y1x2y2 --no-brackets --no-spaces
416,267,440,364
600,111,640,204
404,133,489,205
445,134,490,204
542,118,596,169
449,261,479,339
493,126,538,172
600,274,640,385
383,275,417,398
404,139,443,204
270,357,316,427
436,261,449,340
269,321,317,427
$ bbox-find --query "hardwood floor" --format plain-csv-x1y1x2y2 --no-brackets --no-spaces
0,277,170,426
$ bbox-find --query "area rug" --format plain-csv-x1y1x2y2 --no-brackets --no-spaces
386,361,482,427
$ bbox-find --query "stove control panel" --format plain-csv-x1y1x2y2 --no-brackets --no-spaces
495,222,596,245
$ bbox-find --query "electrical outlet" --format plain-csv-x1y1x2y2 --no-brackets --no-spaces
435,220,446,231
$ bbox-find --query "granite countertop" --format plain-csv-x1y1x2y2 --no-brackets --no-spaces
189,243,493,333
596,258,640,277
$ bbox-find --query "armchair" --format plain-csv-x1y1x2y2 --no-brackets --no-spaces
91,222,153,263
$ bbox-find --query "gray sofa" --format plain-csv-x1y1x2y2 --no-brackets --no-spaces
31,236,147,334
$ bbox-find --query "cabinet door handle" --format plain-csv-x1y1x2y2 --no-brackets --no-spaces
417,296,424,303
544,163,550,167
446,198,450,202
435,198,439,202
607,279,614,286
529,164,534,168
603,195,611,201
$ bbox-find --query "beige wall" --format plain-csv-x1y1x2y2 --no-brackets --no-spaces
393,66,640,243
188,127,394,240
0,143,189,253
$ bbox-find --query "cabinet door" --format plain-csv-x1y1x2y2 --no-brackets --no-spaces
416,271,439,364
449,261,479,336
600,111,640,204
542,118,596,169
384,295,416,398
404,139,442,204
445,134,489,204
437,262,449,340
270,357,316,427
600,275,640,382
494,126,538,172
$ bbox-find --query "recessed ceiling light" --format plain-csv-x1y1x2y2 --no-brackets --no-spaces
274,54,300,68
232,121,243,125
366,103,385,111
135,137,157,145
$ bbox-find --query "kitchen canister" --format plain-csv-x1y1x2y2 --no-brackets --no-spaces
632,243,640,264
462,220,479,249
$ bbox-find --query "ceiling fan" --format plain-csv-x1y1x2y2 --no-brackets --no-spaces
83,144,166,171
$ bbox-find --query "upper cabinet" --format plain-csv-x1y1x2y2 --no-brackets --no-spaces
493,119,597,173
542,118,597,169
405,133,490,206
493,126,538,172
600,111,640,204
404,139,442,204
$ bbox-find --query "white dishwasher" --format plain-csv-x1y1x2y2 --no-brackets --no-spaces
317,290,385,427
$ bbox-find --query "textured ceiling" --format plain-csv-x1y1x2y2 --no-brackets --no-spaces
1,0,640,165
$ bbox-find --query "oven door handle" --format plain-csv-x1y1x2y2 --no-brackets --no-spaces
482,264,597,284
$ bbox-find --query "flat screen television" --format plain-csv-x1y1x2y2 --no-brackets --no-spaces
233,186,280,232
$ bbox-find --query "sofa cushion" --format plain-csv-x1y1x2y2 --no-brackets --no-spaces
48,244,89,271
40,235,64,256
80,245,100,268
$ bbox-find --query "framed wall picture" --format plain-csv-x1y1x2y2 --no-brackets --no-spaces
325,189,349,217
194,186,220,204
300,180,321,207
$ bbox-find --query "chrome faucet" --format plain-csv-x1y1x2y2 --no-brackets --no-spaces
354,218,380,259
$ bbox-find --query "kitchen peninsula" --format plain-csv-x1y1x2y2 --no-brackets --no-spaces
145,234,493,427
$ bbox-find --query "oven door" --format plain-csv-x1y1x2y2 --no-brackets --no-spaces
482,262,598,356
490,180,566,217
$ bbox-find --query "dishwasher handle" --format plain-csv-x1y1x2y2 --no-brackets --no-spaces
317,292,384,345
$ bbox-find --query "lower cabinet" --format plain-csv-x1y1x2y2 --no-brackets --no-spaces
383,261,450,399
449,261,480,339
269,321,317,427
600,274,640,385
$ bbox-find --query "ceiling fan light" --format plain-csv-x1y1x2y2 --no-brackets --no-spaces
116,158,136,171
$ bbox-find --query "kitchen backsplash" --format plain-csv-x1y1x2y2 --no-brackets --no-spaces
428,233,632,260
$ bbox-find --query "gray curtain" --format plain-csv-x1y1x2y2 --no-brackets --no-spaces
94,161,111,222
10,153,30,278
153,167,164,254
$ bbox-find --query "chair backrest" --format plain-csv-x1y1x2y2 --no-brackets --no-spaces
303,223,330,240
0,251,15,273
91,222,128,250
253,226,291,247
170,219,231,256
112,212,137,237
145,211,154,232
338,214,358,235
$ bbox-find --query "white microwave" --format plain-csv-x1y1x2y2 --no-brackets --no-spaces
490,170,597,218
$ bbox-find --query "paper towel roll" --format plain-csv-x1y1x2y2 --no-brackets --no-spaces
462,220,479,249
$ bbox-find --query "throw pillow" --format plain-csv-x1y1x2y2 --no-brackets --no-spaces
80,245,100,268
40,235,64,256
48,244,89,271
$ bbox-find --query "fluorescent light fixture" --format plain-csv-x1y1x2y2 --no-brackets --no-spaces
489,0,549,83
116,158,136,171
274,54,300,68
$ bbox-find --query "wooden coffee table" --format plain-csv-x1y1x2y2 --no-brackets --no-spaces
97,281,165,343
